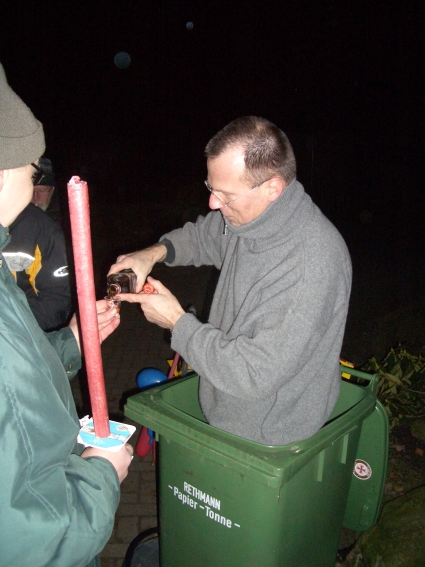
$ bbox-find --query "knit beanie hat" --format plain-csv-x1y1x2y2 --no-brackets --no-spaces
0,62,45,170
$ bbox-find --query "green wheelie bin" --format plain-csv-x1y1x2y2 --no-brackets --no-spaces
125,365,388,567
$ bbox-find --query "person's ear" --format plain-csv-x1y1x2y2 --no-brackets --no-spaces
267,177,286,202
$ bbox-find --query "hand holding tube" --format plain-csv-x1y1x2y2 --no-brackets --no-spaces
69,299,120,352
117,277,185,330
82,443,133,483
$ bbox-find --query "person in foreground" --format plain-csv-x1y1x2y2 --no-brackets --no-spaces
0,62,132,567
110,116,352,446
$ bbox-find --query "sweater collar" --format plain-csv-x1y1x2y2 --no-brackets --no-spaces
224,178,313,241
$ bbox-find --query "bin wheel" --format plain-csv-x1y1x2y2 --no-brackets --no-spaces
122,527,159,567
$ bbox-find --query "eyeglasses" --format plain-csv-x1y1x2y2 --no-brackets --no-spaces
204,177,273,207
31,163,47,186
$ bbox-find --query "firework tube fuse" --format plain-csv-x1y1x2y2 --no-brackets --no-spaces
142,283,155,294
67,176,110,437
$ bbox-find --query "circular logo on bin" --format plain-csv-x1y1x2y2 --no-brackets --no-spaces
353,459,372,480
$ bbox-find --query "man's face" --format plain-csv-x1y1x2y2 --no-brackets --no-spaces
206,147,275,227
32,184,54,211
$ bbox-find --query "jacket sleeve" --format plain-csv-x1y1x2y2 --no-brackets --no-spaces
49,455,120,566
160,211,225,269
46,326,82,380
1,444,120,567
0,322,119,567
22,223,73,331
170,243,351,401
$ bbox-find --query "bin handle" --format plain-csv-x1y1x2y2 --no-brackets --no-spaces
339,364,379,392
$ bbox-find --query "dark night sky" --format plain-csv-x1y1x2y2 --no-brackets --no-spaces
1,0,424,252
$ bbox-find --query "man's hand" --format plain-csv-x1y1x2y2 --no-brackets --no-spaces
81,443,133,484
119,276,185,330
108,244,167,293
69,299,120,352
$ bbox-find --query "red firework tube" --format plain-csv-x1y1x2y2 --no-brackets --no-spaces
142,282,155,294
67,177,110,438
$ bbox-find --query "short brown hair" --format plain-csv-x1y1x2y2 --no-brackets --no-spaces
205,116,296,185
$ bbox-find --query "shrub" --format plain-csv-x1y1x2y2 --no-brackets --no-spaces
361,345,425,427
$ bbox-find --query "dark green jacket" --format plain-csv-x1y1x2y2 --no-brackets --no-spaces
0,225,119,567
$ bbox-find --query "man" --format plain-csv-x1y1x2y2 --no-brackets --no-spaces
110,116,352,446
0,62,133,567
31,156,62,223
3,197,72,330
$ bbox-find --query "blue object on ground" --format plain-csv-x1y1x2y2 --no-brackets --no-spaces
136,368,167,390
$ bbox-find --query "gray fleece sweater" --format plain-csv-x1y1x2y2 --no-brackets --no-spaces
162,178,352,445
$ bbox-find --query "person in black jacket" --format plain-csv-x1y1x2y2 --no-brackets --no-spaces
31,156,62,223
3,200,72,330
